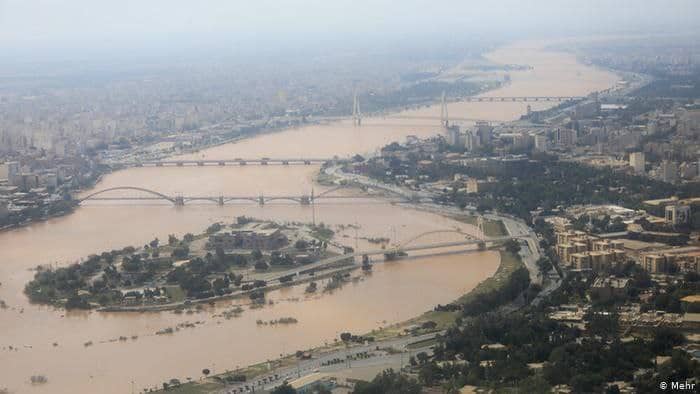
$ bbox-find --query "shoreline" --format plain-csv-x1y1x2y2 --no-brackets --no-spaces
154,244,522,394
0,38,615,394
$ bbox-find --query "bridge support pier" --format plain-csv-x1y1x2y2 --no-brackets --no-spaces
218,196,224,206
174,196,185,206
258,196,265,206
300,196,310,205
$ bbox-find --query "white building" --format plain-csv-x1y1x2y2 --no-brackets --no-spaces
665,204,691,226
0,162,20,185
534,134,548,151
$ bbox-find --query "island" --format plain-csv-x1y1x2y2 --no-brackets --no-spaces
24,217,345,310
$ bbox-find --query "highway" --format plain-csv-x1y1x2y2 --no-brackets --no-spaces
325,165,561,299
204,167,558,393
216,332,439,393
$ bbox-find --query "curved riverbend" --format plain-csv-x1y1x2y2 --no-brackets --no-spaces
0,41,617,393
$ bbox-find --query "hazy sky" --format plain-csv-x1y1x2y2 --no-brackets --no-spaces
0,0,698,56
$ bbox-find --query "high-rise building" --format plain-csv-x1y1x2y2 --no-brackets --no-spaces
665,204,690,226
0,200,8,220
534,134,548,151
0,162,20,184
629,152,645,174
556,128,577,146
446,126,460,146
660,160,679,184
513,132,533,151
474,121,493,146
465,130,480,152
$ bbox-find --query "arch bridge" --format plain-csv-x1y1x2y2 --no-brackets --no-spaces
77,185,402,206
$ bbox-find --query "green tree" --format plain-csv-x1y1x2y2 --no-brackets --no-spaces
352,369,422,394
271,382,297,394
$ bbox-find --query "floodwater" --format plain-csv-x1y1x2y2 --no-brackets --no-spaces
0,41,617,393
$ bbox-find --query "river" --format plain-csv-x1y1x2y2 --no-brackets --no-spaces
0,41,617,393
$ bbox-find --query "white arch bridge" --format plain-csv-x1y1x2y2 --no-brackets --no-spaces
77,185,407,206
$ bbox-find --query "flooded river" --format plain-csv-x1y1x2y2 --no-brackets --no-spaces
0,41,617,393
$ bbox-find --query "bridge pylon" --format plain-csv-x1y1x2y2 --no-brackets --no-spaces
477,216,485,240
218,196,224,206
440,91,449,127
352,92,362,126
174,196,185,206
258,195,265,206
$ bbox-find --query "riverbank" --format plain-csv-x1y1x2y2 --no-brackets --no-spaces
0,38,613,394
25,219,351,311
0,170,108,233
153,244,524,394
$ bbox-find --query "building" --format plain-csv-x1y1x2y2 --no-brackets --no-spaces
465,130,480,151
474,121,493,146
556,128,577,146
641,253,672,273
288,373,336,394
0,162,20,185
567,250,626,271
512,132,533,151
0,200,8,220
555,230,626,270
465,177,498,194
534,134,548,151
206,224,288,251
629,152,645,175
447,126,461,146
681,295,700,313
589,277,630,302
660,160,679,184
665,204,691,226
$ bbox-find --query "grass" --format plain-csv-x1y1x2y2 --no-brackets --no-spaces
406,337,440,350
164,285,186,302
156,382,221,394
455,249,522,305
457,215,508,237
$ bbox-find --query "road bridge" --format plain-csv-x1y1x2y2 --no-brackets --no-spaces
461,96,584,102
77,186,405,206
120,157,334,167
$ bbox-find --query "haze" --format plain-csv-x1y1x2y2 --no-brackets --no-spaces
1,0,699,59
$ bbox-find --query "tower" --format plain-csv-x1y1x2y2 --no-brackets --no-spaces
440,91,449,127
352,93,362,126
477,215,485,239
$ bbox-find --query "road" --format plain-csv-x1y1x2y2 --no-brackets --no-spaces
217,332,438,393
209,167,560,393
326,166,562,301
